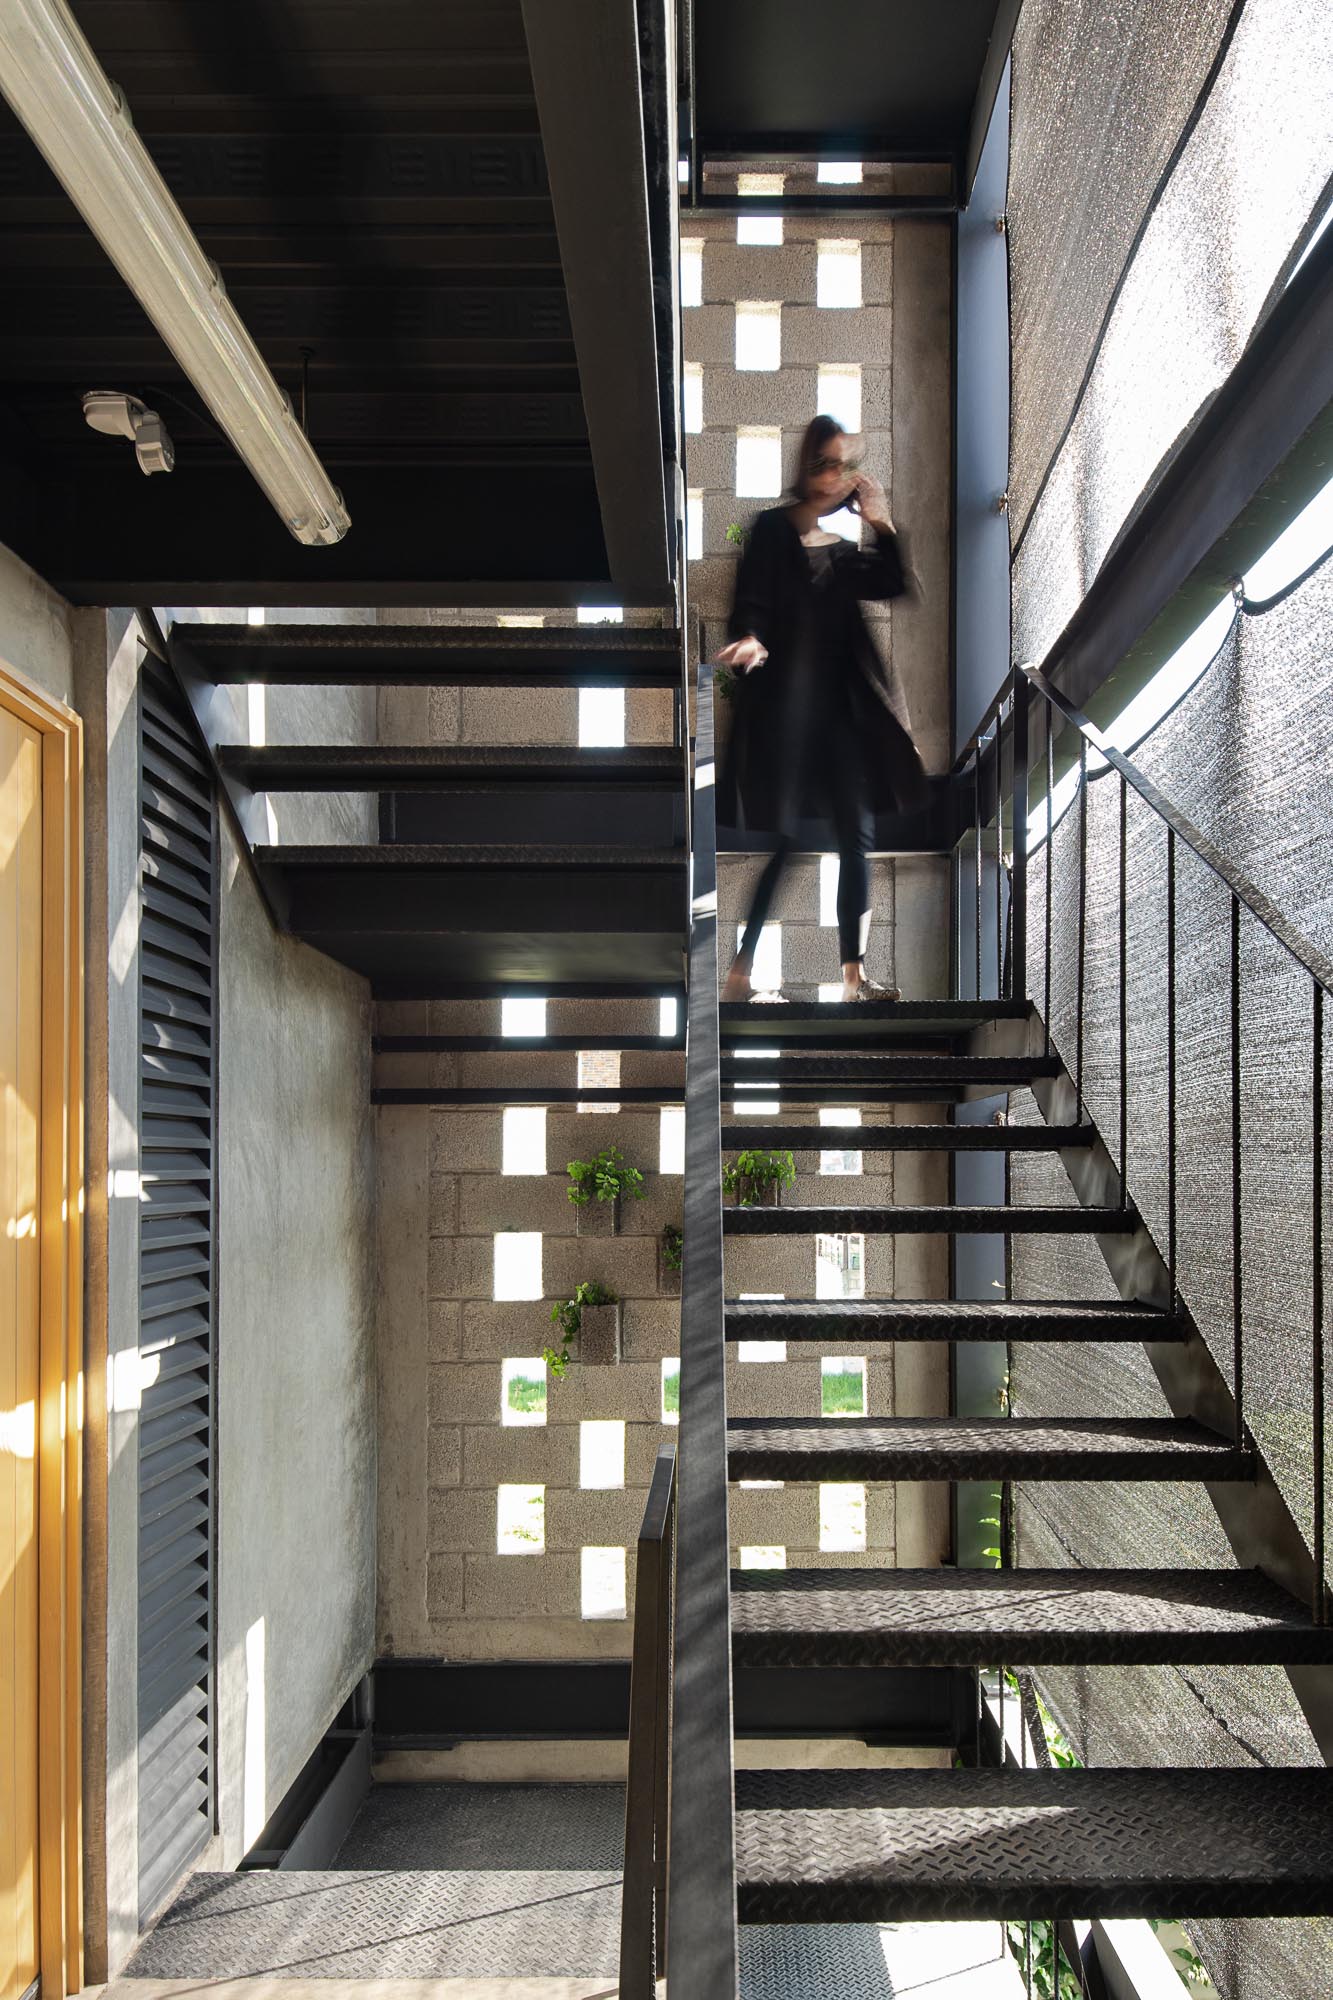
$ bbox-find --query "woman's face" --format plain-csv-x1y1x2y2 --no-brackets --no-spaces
803,432,857,512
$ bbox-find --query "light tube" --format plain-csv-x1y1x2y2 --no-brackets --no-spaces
0,0,349,545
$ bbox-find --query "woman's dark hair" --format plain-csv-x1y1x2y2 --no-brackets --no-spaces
792,413,847,498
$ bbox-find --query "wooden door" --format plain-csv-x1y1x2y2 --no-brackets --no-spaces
1,703,42,2000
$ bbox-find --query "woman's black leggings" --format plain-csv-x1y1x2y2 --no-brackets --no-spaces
737,798,874,969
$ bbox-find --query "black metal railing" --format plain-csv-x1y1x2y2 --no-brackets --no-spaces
976,660,1333,1624
619,1443,677,1998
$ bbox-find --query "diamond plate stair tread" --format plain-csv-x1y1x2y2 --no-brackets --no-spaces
734,1767,1333,1922
721,999,1029,1030
726,1416,1253,1481
255,843,682,869
730,1566,1333,1667
724,1299,1182,1342
219,744,681,788
719,1055,1058,1080
720,1122,1096,1151
723,1204,1137,1235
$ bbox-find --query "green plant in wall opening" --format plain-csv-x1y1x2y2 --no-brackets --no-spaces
565,1145,645,1208
714,664,738,702
662,1221,684,1272
722,1147,796,1206
543,1279,618,1377
724,521,748,550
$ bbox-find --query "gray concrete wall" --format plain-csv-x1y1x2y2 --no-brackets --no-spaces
0,539,74,703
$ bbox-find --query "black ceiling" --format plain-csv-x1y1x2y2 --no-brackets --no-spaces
0,1,675,605
693,0,1015,178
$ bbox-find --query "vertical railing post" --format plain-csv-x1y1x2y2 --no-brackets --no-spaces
1010,674,1029,1002
1230,892,1244,1446
1075,737,1088,1116
1167,826,1178,1308
1315,981,1326,1624
1118,774,1128,1208
1044,709,1053,1054
620,1444,677,1999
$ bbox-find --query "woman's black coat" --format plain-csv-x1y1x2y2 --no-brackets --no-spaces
717,504,929,834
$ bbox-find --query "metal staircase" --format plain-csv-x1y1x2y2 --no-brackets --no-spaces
623,661,1333,2000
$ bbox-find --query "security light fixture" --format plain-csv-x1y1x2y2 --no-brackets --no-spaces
0,0,349,545
82,390,174,475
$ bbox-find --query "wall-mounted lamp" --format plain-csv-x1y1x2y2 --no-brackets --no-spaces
0,0,350,545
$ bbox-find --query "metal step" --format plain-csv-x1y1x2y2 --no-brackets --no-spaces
720,1054,1059,1084
723,1204,1137,1235
373,1085,680,1106
218,744,681,791
720,999,1031,1040
723,1299,1183,1342
725,1416,1253,1482
176,623,681,687
374,1034,684,1053
719,1122,1095,1152
734,1766,1333,1922
730,1566,1333,1668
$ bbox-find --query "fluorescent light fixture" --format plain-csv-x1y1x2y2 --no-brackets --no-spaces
0,0,349,545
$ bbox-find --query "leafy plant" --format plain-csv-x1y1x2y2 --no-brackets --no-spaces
820,1370,865,1416
662,1221,684,1272
724,521,748,550
1149,1921,1215,1989
543,1280,619,1377
722,1148,796,1205
714,664,738,702
662,1365,680,1417
1003,1920,1083,2000
506,1372,546,1415
565,1145,645,1208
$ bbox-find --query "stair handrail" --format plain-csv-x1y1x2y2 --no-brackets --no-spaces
664,656,740,1997
1023,663,1333,999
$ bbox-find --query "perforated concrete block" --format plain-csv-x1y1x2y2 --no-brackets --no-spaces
547,1110,660,1165
427,684,462,743
861,241,893,306
459,1174,570,1235
432,1611,631,1661
704,240,817,303
429,1362,501,1427
427,1233,495,1302
428,1300,462,1362
546,1360,662,1423
626,688,675,745
546,1234,658,1301
428,1172,460,1234
377,1000,430,1035
894,856,952,993
547,998,661,1039
459,1049,577,1092
427,998,495,1035
868,1483,896,1550
681,303,735,365
463,1553,577,1618
631,1182,685,1237
626,1422,674,1486
865,1236,895,1295
461,1299,553,1360
426,1486,495,1554
727,1360,821,1419
861,366,894,432
619,1051,686,1091
690,541,743,610
867,1353,896,1415
685,429,735,493
427,1426,462,1488
724,1236,813,1295
545,1485,647,1551
788,1173,894,1207
707,366,817,430
622,1299,681,1362
425,1551,465,1620
377,685,429,741
431,1110,501,1176
780,306,893,365
462,1422,579,1490
730,1484,818,1545
460,686,576,745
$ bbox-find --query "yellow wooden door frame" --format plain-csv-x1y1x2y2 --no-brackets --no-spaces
0,661,83,2000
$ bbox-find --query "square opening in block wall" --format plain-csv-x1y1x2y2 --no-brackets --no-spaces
736,920,781,991
821,1356,867,1417
501,997,547,1037
494,1231,543,1300
736,428,782,498
580,1419,625,1489
735,301,781,371
577,1048,620,1113
661,1357,680,1424
817,160,862,183
680,238,703,306
817,241,861,308
820,1482,866,1552
659,996,679,1037
579,687,625,747
737,172,783,244
660,1105,685,1174
498,1483,545,1553
817,365,862,432
739,1547,787,1569
684,363,703,433
816,1232,864,1299
502,1358,548,1426
820,1106,862,1175
582,1546,627,1619
687,490,704,562
503,1106,547,1175
577,605,623,624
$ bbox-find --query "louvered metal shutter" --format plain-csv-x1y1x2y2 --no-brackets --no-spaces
137,655,217,1921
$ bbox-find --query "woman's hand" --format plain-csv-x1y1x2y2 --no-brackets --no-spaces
715,635,769,673
848,471,894,535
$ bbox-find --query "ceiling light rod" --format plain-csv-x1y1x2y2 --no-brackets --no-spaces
0,0,349,546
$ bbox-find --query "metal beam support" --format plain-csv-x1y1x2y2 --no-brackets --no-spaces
520,0,673,603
